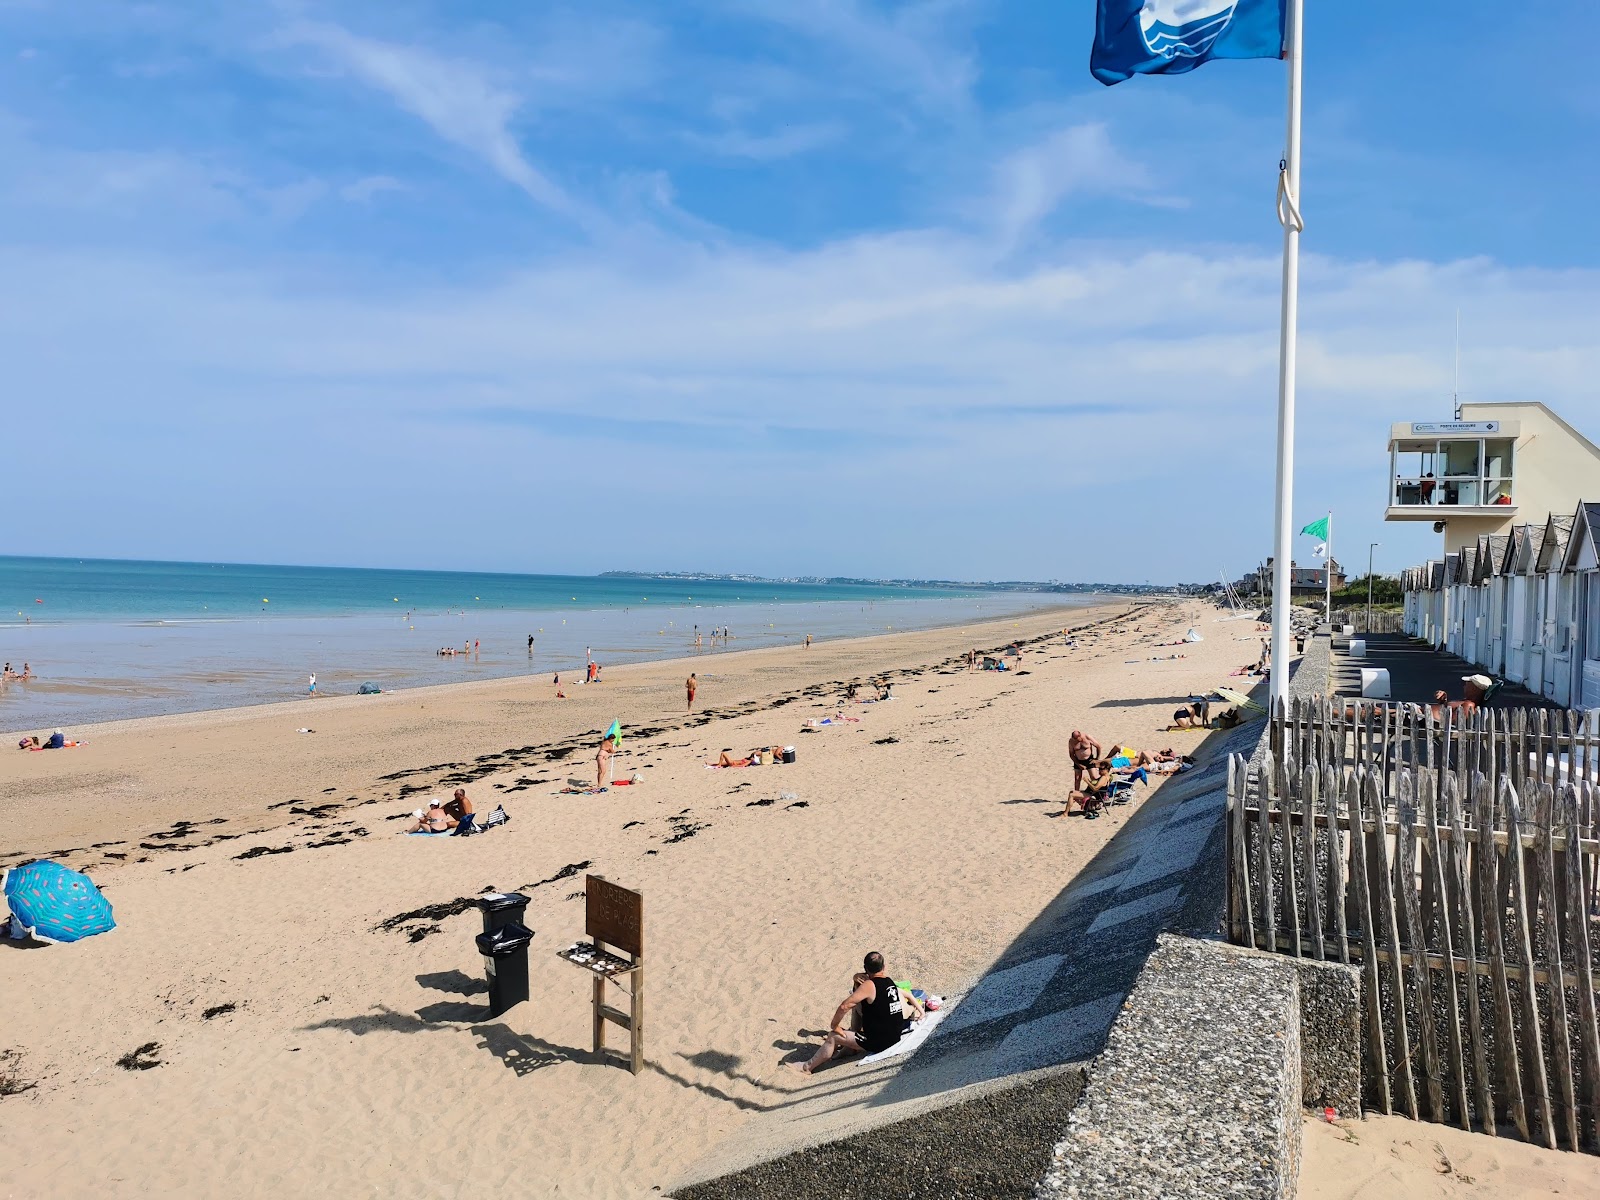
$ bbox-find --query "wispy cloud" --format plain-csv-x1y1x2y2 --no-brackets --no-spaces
277,21,592,226
681,121,844,161
727,0,979,114
983,123,1163,243
339,174,405,203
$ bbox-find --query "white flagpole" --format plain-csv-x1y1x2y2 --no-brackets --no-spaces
1269,0,1305,708
1324,510,1333,623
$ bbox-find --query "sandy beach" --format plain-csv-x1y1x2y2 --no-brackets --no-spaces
4,600,1269,1196
1301,1111,1600,1198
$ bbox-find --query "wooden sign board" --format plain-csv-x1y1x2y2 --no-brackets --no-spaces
585,874,643,958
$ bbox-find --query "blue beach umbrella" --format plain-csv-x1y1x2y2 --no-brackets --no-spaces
2,860,116,944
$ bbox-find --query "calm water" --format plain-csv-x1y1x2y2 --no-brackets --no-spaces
0,557,1092,728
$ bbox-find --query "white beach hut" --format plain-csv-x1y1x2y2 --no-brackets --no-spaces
1559,501,1600,709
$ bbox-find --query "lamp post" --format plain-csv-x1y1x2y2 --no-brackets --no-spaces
1366,542,1381,634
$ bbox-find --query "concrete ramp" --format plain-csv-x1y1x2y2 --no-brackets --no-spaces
670,723,1262,1197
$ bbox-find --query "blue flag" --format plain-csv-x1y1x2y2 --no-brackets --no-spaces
1092,1,1285,86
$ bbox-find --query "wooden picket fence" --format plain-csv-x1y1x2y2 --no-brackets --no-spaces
1329,608,1407,635
1225,698,1600,1152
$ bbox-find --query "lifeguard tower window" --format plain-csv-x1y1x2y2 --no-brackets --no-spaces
1390,436,1514,508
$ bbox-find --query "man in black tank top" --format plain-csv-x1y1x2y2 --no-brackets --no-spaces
793,951,904,1074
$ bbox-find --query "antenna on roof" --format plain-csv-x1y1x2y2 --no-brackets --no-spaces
1452,309,1461,419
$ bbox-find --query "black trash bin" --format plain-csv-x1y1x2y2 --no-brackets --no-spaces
476,921,535,1017
475,891,531,935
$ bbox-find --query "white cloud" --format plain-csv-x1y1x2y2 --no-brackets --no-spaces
339,174,406,203
278,21,594,227
983,123,1160,243
729,0,978,114
681,121,844,161
5,223,1598,576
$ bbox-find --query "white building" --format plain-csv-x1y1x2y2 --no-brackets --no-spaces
1396,404,1600,708
1386,402,1600,555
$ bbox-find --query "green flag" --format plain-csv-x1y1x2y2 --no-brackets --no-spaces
1300,516,1329,541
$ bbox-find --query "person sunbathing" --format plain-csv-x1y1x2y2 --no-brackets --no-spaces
401,800,456,833
1051,762,1117,819
1104,745,1153,769
1430,690,1477,721
791,951,908,1074
712,750,751,767
444,788,476,833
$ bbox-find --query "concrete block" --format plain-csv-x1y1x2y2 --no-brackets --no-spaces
1348,639,1366,658
1359,667,1390,699
1038,936,1301,1200
1287,957,1362,1116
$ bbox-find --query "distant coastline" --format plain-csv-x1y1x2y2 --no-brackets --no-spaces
599,570,1168,595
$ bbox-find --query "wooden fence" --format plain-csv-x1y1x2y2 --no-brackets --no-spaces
1329,608,1407,635
1225,699,1600,1152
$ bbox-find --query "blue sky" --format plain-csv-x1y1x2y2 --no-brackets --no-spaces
4,2,1598,583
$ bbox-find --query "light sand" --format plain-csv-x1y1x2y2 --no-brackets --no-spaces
1302,1111,1600,1198
4,600,1270,1197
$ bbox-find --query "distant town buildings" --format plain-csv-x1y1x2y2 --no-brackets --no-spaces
1233,557,1346,599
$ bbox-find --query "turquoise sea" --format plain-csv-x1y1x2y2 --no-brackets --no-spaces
0,557,1093,728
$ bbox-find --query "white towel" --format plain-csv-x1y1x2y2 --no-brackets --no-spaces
859,1005,950,1064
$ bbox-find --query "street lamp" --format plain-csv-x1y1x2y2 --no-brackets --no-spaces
1366,542,1381,633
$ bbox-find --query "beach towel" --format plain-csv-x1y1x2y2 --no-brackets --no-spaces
859,1006,950,1064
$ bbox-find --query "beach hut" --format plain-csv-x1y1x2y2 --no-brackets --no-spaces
1529,513,1573,702
1459,543,1483,664
1480,533,1510,675
1560,501,1600,708
1444,553,1466,657
1502,524,1540,687
1434,555,1451,652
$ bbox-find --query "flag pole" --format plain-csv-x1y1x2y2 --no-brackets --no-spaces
1324,509,1333,624
1268,0,1305,708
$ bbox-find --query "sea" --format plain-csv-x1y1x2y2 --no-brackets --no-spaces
0,557,1101,729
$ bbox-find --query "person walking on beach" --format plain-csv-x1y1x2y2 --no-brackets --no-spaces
805,634,812,650
792,951,905,1074
308,673,316,696
686,673,697,711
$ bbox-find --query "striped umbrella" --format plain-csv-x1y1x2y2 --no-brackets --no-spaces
2,860,116,944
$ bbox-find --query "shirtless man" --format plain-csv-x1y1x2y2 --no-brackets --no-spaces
1069,730,1103,790
444,788,476,832
686,673,697,711
792,952,906,1074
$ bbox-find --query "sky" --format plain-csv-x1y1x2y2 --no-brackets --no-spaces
3,2,1598,584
